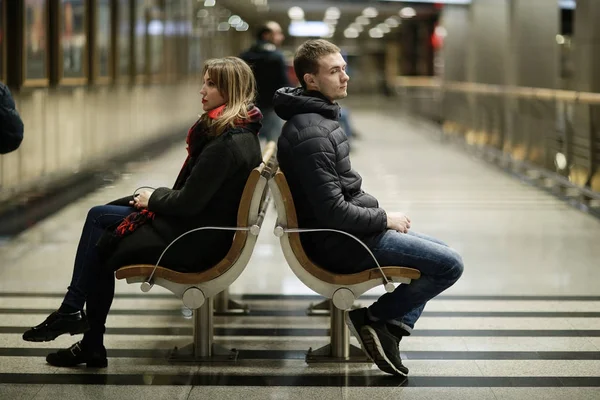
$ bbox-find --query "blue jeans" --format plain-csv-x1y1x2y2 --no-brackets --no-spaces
62,205,134,310
261,108,285,142
363,230,464,334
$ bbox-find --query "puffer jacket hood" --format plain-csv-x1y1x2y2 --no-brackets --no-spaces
273,87,341,121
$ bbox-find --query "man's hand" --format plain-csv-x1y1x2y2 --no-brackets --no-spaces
130,190,153,209
386,212,411,233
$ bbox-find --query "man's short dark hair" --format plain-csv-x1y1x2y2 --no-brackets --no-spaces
256,22,274,41
293,39,341,89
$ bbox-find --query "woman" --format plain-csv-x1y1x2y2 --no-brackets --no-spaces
22,57,263,368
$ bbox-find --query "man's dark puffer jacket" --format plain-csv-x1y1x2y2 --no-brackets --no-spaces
0,83,24,154
274,87,387,273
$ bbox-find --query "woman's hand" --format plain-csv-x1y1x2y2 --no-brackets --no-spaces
130,190,153,209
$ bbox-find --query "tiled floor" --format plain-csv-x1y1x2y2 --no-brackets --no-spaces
0,102,599,399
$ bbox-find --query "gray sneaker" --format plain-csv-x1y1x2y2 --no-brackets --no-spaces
345,308,375,361
361,322,409,376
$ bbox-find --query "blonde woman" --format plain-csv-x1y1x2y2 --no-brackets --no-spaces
23,57,263,367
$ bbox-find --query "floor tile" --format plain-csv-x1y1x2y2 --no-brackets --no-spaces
188,386,342,400
0,384,44,400
32,385,193,400
491,388,600,400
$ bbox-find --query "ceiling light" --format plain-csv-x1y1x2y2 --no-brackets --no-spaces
204,0,216,7
236,22,249,31
385,17,400,28
356,16,370,25
362,7,378,18
344,28,359,38
228,15,241,26
325,7,341,20
289,21,330,37
324,18,338,25
369,28,383,38
288,6,304,20
350,23,363,33
377,23,391,34
399,7,416,18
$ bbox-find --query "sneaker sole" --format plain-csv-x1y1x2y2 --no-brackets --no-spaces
362,326,408,377
344,312,373,361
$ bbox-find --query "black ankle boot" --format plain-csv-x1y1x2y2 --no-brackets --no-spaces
46,341,107,368
22,310,89,342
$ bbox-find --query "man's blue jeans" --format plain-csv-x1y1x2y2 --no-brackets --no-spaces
62,205,134,310
362,230,464,334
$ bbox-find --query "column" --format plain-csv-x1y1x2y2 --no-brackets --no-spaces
439,5,471,135
509,0,559,167
572,0,600,189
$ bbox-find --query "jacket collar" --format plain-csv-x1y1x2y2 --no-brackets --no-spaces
273,87,341,121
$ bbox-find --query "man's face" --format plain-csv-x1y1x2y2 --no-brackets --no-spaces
306,52,349,102
266,22,284,47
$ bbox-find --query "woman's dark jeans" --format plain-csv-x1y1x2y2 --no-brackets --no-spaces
62,205,134,346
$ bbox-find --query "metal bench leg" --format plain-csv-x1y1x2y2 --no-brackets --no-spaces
306,303,370,364
169,297,239,363
213,289,250,316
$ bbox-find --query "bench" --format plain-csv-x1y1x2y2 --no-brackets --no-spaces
115,141,277,362
268,169,421,363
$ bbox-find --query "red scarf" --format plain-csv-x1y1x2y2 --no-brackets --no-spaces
113,104,262,239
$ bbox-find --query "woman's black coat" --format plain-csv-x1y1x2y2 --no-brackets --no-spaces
104,122,262,272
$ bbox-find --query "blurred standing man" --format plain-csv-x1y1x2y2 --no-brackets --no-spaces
240,21,289,142
0,82,24,154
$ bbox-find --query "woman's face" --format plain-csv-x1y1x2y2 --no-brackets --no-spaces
199,72,226,112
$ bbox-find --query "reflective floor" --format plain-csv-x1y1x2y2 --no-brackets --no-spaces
1,101,599,399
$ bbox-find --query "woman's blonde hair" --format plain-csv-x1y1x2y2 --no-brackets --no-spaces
201,57,256,135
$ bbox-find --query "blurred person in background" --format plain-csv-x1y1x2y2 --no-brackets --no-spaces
274,39,463,378
0,82,24,154
241,21,289,143
22,57,263,368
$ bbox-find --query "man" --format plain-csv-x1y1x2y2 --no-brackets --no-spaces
240,21,289,142
274,40,463,377
0,82,24,154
